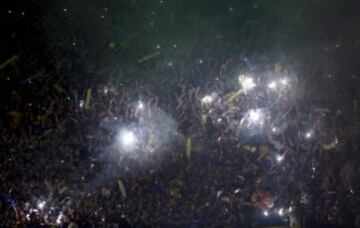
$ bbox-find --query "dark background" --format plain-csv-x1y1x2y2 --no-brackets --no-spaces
1,0,360,101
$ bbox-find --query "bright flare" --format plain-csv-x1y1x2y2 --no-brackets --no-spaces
263,211,269,217
278,208,284,216
268,81,277,90
118,130,137,150
289,206,293,213
121,131,136,146
249,109,262,123
202,95,214,104
276,154,284,163
38,201,46,210
79,100,84,108
239,75,256,93
137,101,144,110
56,212,64,224
305,131,313,139
280,78,288,85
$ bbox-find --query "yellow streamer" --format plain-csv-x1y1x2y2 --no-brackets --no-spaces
85,88,92,109
186,137,192,159
0,55,18,71
226,90,243,103
137,52,160,63
117,179,127,199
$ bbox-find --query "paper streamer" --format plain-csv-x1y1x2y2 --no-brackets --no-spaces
186,137,192,159
85,88,92,109
117,179,127,199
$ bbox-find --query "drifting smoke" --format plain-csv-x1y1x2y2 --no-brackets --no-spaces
92,105,179,184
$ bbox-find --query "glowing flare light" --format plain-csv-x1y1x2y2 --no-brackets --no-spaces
278,208,284,216
137,101,144,110
268,81,277,90
248,109,264,125
202,95,213,104
305,131,313,139
239,75,256,93
117,129,137,151
37,201,46,210
121,131,136,146
276,154,284,163
201,93,217,105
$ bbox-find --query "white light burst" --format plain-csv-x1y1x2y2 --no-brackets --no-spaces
37,201,46,210
117,129,137,151
276,154,284,163
239,75,256,93
201,93,217,105
249,109,262,124
121,131,136,147
268,81,277,90
305,131,313,139
278,208,284,216
280,78,288,85
56,212,64,225
137,101,144,110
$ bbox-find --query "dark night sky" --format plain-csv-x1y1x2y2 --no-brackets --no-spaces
1,0,360,88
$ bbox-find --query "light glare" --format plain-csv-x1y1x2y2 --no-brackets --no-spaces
249,109,261,123
239,75,256,92
305,131,313,139
276,154,284,163
56,212,64,224
278,208,284,216
38,201,46,210
202,95,214,104
280,78,288,85
137,101,144,110
119,130,136,149
268,81,277,90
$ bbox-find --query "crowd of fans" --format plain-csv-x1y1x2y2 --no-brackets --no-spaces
0,54,359,228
